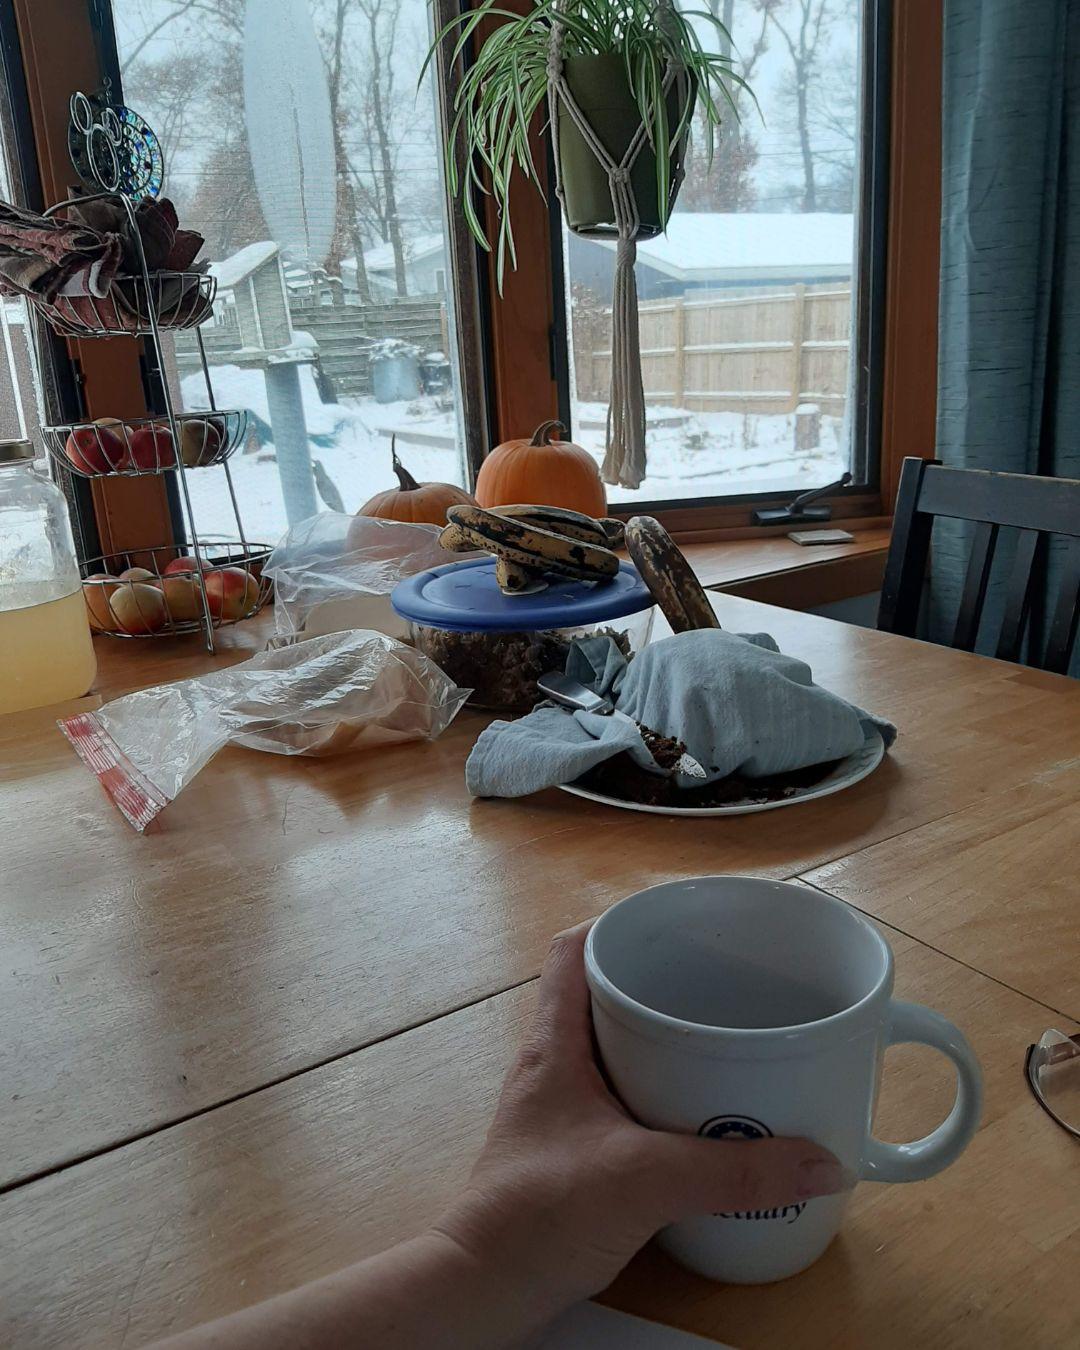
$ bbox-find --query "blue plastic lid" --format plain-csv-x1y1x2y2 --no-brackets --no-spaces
391,558,653,633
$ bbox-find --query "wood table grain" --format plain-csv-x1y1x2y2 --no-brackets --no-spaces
2,597,1078,1348
1,598,1077,1191
1,916,1076,1349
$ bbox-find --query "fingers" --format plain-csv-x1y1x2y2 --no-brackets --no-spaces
643,1134,856,1224
523,923,595,1066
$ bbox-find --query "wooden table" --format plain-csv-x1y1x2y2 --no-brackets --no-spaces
1,596,1077,1348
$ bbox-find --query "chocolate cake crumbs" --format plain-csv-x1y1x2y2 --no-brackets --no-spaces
576,753,841,808
413,625,633,713
638,727,687,771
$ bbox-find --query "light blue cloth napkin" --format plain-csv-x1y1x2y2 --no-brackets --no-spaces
465,629,896,798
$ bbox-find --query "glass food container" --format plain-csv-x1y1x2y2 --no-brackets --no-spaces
0,438,97,714
391,557,655,712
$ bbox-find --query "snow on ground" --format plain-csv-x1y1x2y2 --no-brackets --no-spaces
572,401,847,505
181,364,847,546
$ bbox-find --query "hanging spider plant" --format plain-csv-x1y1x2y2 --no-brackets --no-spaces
423,0,754,290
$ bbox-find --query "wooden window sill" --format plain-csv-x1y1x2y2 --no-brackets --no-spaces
681,526,891,611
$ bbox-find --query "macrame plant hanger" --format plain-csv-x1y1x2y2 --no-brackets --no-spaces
547,0,687,490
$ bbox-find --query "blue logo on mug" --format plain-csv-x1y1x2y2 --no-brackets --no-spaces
699,1114,773,1142
700,1115,807,1224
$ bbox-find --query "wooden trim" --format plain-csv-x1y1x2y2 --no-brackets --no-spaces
878,0,942,508
477,0,942,531
683,527,890,588
476,2,560,445
609,492,884,540
716,548,888,611
12,0,173,559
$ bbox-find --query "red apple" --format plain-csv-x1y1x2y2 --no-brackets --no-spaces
179,417,224,468
125,422,175,471
163,554,207,577
203,566,260,621
108,582,168,634
64,424,124,475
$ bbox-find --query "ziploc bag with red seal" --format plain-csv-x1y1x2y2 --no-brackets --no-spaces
58,629,470,831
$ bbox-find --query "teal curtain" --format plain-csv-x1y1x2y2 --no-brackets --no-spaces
934,0,1080,669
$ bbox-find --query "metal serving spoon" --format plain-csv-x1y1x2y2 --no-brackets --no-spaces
537,671,707,780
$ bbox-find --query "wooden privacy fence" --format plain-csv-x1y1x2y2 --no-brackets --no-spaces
175,299,449,401
581,284,852,415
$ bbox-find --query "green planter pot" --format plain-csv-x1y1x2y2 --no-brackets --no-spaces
557,52,692,239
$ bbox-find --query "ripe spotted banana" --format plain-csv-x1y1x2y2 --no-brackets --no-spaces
446,504,619,581
494,558,547,594
439,521,474,553
495,504,610,548
597,517,626,550
495,504,626,552
625,516,721,633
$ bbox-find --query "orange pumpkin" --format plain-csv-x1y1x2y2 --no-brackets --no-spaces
357,441,476,526
475,420,607,516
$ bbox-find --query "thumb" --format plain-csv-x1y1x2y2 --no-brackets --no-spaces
642,1134,854,1224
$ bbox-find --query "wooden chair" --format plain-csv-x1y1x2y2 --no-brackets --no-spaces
878,457,1080,674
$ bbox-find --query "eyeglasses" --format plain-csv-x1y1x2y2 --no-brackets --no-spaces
1026,1030,1080,1139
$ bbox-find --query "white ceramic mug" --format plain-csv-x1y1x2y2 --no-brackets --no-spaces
584,876,983,1284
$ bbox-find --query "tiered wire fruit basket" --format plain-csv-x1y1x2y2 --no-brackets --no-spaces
37,90,270,652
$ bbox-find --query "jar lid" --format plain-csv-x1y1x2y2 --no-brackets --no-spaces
0,438,34,464
391,558,653,633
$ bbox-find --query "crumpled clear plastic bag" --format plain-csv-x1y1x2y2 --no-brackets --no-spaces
262,512,472,643
58,629,470,832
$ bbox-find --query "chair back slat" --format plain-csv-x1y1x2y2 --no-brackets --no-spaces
1045,537,1080,676
878,457,932,636
996,529,1041,663
879,457,1080,673
918,464,1079,535
953,520,999,651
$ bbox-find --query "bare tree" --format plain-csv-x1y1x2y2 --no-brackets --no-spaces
807,0,858,210
324,0,374,302
679,1,770,213
120,0,381,302
122,49,210,199
352,0,409,297
756,0,834,212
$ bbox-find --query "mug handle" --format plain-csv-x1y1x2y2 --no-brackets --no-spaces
861,1000,983,1183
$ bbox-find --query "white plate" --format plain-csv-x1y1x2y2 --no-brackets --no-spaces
558,724,887,817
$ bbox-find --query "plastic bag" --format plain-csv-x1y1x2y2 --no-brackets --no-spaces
58,629,470,832
262,512,470,643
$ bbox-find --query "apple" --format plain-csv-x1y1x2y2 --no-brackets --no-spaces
64,424,124,475
82,573,121,632
118,566,157,583
163,554,206,576
108,581,168,634
179,417,224,468
203,566,260,621
156,573,202,623
125,422,174,471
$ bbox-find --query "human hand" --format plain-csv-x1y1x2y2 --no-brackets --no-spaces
152,925,853,1350
437,924,852,1313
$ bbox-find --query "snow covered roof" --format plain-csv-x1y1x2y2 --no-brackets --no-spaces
342,233,445,276
593,213,855,283
210,241,281,289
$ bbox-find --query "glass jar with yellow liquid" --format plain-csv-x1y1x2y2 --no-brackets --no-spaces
0,439,96,714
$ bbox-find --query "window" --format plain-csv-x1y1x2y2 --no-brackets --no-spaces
0,43,47,458
108,0,484,544
560,0,884,509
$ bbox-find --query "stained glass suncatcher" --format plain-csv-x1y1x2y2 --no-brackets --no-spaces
68,91,163,201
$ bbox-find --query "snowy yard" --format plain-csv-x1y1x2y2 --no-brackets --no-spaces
182,363,848,547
